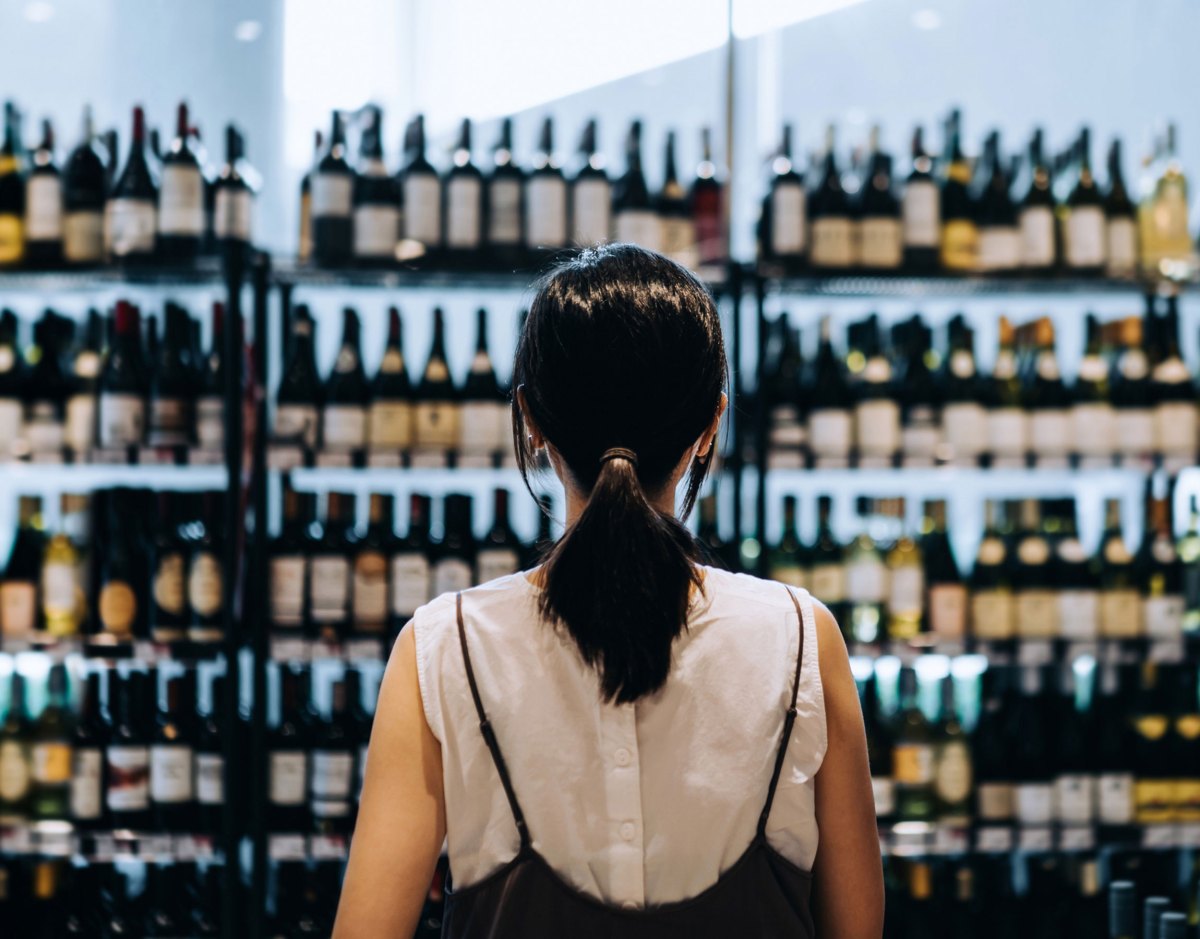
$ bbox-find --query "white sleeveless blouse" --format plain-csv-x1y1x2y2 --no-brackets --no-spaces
412,567,827,908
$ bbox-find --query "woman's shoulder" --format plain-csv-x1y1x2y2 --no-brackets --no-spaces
412,572,540,645
698,566,813,615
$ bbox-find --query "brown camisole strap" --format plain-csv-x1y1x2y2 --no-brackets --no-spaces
756,585,807,838
456,592,532,850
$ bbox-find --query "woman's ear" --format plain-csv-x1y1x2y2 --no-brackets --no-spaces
516,385,545,449
697,392,727,459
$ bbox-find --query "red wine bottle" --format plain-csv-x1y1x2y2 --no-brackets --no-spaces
213,124,254,249
24,118,63,266
105,106,158,263
97,300,148,451
351,105,398,265
62,106,107,265
401,114,442,256
158,102,204,262
525,116,568,255
691,127,725,269
312,110,354,266
322,307,369,455
486,117,525,267
444,118,484,264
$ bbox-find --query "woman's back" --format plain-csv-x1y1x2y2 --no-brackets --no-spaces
415,567,827,907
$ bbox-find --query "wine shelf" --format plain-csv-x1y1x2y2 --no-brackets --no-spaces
0,824,221,860
0,636,230,661
0,463,227,491
877,820,1200,857
0,262,228,293
757,272,1194,298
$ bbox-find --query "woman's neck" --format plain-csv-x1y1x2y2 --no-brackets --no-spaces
562,483,677,529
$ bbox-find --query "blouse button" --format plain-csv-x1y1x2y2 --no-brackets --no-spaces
619,821,636,841
614,747,631,767
621,900,639,910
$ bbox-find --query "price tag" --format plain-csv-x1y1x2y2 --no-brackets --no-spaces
366,450,404,468
90,832,118,862
1149,639,1185,664
1140,824,1176,849
316,450,354,468
889,823,935,857
857,455,892,470
409,449,449,469
268,446,305,471
188,448,226,466
932,641,967,658
270,636,310,662
269,834,309,861
140,834,172,858
30,450,65,465
1017,641,1054,666
456,452,495,470
1017,827,1053,852
933,826,969,855
1177,823,1200,848
138,447,177,466
92,448,131,465
172,834,199,861
343,638,384,662
0,826,32,854
310,835,348,860
1059,826,1095,851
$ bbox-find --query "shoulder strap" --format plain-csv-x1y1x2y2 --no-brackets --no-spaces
757,585,808,838
455,592,531,850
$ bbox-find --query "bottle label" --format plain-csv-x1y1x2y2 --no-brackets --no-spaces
571,178,611,246
158,165,205,235
215,188,254,242
1135,779,1175,824
769,564,806,590
859,217,903,269
31,741,70,784
270,555,306,627
0,216,21,263
105,745,150,810
487,178,522,245
98,581,137,635
977,226,1020,271
1100,589,1142,638
42,561,77,625
104,198,156,256
477,548,520,584
391,553,431,618
614,209,661,253
872,777,895,818
0,582,37,637
189,552,224,618
810,218,856,267
1071,402,1114,457
934,742,973,803
1115,408,1154,457
195,396,224,450
928,583,967,638
195,753,224,805
846,558,887,603
769,183,806,255
1106,218,1137,276
810,563,845,603
1154,401,1198,455
971,589,1014,639
353,551,389,625
98,392,145,448
1054,773,1095,824
150,745,194,803
0,398,18,459
63,210,104,263
939,219,978,270
1058,589,1099,640
275,404,319,449
888,567,924,618
855,399,900,457
65,393,96,453
149,397,190,445
808,409,853,458
25,175,63,240
414,401,461,450
526,176,568,248
445,176,482,249
893,744,934,784
1016,589,1059,638
311,751,354,798
770,404,805,452
901,181,939,247
1029,409,1071,458
26,403,64,453
70,749,103,820
942,402,988,460
153,552,187,616
1097,773,1135,824
433,557,473,597
977,781,1014,821
1014,782,1054,824
1065,206,1105,267
987,407,1027,459
310,556,350,623
322,403,367,451
403,174,442,245
311,173,352,218
269,751,307,806
0,741,30,801
1018,205,1055,267
1144,594,1184,639
459,401,508,455
662,217,697,270
368,401,413,450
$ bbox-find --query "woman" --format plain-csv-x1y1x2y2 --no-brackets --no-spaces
334,244,883,938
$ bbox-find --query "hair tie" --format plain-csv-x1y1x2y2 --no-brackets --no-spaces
599,447,638,468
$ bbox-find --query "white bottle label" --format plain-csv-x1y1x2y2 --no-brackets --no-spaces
526,176,568,247
353,553,389,623
189,553,223,618
929,583,967,639
196,396,224,449
70,749,103,820
571,178,611,245
477,548,520,584
311,174,352,218
352,204,399,257
614,209,661,252
1014,782,1054,825
487,178,522,245
195,753,224,805
1143,594,1184,639
446,176,482,249
322,404,367,450
1030,409,1072,458
1100,589,1142,638
0,583,36,637
459,401,507,455
105,198,156,256
810,217,855,267
150,745,193,803
808,409,853,459
855,400,900,457
977,781,1014,821
65,394,96,453
42,561,76,614
846,558,887,603
26,405,64,454
1058,589,1099,640
1155,400,1198,455
889,567,924,616
25,175,63,240
414,401,460,450
935,742,973,804
215,188,254,242
391,553,431,617
368,401,413,450
1016,589,1059,638
1019,205,1055,267
1071,402,1115,457
98,393,145,448
63,211,104,262
275,404,319,449
433,557,473,597
978,227,1021,271
859,217,902,268
158,165,205,235
0,740,29,801
310,556,349,623
662,216,697,269
269,751,307,806
988,407,1028,460
1115,408,1154,457
971,590,1014,639
105,746,150,810
1106,218,1137,276
1054,774,1095,824
311,751,353,798
403,174,442,246
1065,206,1106,267
270,556,306,627
1097,773,1135,824
0,398,20,459
901,181,939,247
942,402,988,460
872,777,895,817
810,563,845,603
769,183,806,255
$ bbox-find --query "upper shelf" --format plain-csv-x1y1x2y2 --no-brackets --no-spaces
0,261,227,293
757,271,1195,298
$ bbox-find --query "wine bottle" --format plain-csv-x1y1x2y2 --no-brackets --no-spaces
854,315,900,466
297,129,322,263
402,114,442,256
444,118,484,262
351,104,398,265
1140,488,1184,639
195,673,226,834
1111,315,1155,466
150,672,195,830
93,489,147,640
213,124,254,248
476,488,521,583
658,130,695,268
1099,497,1142,638
970,500,1015,641
1109,881,1136,939
921,500,965,640
391,493,433,626
901,125,939,271
764,314,805,467
808,124,856,271
105,106,158,263
1105,139,1138,278
147,303,195,448
1,495,44,640
366,305,413,458
64,308,103,458
24,313,70,460
1131,662,1173,823
938,316,987,467
105,669,151,829
985,315,1027,467
1011,665,1055,825
70,669,105,829
973,666,1014,825
0,310,23,461
1151,295,1196,470
485,117,525,266
936,110,977,271
0,672,31,823
28,662,72,820
1091,664,1136,828
932,675,972,824
892,666,935,821
1179,496,1200,634
270,486,315,632
1052,663,1095,825
858,126,902,272
760,124,806,269
193,302,224,452
269,665,311,831
1014,499,1059,640
322,307,369,455
157,102,204,262
413,308,460,457
884,499,922,641
310,492,355,641
311,677,354,835
352,493,392,636
1063,127,1107,274
897,318,939,467
24,118,63,266
691,126,724,269
808,496,845,622
312,110,354,267
860,672,893,823
1026,317,1072,467
1017,128,1057,272
694,492,734,573
41,493,87,638
1168,663,1200,822
97,300,148,452
1054,498,1099,640
1072,313,1114,466
1138,123,1193,279
612,119,660,250
459,307,508,463
569,118,611,248
187,490,225,642
275,305,322,451
62,106,107,265
346,668,376,812
845,497,887,645
433,494,475,596
976,130,1020,273
768,495,807,590
149,492,187,643
0,101,26,268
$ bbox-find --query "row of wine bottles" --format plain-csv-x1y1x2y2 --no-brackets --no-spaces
0,101,255,269
759,110,1195,279
0,488,226,644
762,297,1199,470
300,107,725,272
765,491,1198,645
273,305,511,463
0,302,226,462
